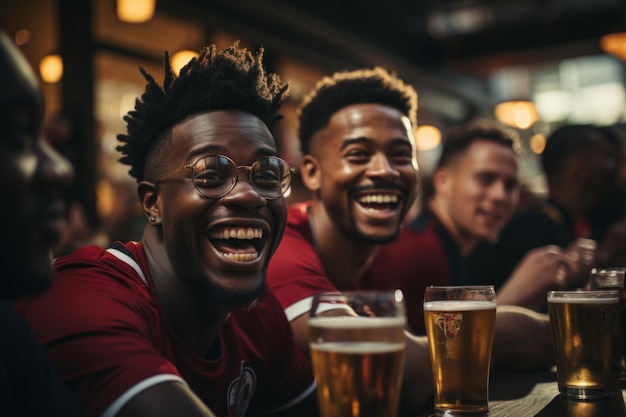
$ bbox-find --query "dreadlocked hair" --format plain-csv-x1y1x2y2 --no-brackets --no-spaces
297,67,418,155
116,42,289,182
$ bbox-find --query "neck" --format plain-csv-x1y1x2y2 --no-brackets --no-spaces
428,199,477,258
142,226,230,356
308,203,380,289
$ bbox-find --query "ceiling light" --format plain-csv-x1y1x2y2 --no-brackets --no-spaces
416,125,442,151
494,100,539,130
39,54,63,83
171,50,199,75
116,0,156,23
600,32,626,60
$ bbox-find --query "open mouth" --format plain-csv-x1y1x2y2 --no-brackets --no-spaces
355,193,401,213
209,227,264,262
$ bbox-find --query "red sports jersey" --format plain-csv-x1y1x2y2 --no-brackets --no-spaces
16,241,315,417
266,203,339,321
267,202,452,335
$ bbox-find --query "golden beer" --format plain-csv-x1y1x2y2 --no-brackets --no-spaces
590,267,626,387
309,316,405,417
547,290,619,399
424,300,496,415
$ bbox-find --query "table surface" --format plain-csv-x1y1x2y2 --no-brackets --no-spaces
411,370,626,417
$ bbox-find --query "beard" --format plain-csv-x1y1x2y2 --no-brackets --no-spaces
200,280,268,309
347,216,402,245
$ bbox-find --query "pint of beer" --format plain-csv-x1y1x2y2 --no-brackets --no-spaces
309,291,406,417
590,267,626,388
423,286,496,417
547,290,620,399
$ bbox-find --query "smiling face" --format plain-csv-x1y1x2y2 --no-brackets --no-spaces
0,33,74,300
302,103,419,244
435,139,519,245
148,110,287,306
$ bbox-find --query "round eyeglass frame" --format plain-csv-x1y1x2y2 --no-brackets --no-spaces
154,154,297,200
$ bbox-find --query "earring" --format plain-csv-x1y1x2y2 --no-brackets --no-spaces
150,216,156,223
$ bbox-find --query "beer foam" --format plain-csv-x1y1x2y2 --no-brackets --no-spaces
310,341,405,353
423,300,496,311
308,315,405,329
547,296,619,304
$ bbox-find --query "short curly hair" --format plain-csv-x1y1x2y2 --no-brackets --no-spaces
116,43,289,182
297,67,418,155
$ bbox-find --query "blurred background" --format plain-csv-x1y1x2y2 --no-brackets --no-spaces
2,0,626,251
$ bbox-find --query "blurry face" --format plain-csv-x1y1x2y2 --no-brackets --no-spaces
152,111,287,306
437,140,519,243
0,34,74,300
303,104,419,244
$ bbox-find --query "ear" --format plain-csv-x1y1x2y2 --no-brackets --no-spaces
138,181,161,225
432,167,451,198
300,154,322,192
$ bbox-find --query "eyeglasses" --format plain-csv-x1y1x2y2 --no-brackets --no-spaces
155,155,296,200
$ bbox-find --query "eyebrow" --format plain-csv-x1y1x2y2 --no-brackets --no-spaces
340,136,413,150
186,144,277,161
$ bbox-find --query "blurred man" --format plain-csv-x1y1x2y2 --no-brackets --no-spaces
0,29,84,415
17,44,316,417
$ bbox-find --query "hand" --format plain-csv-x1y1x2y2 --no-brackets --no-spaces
563,238,596,289
497,245,573,311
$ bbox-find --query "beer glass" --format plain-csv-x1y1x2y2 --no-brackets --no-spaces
547,290,620,399
423,286,496,417
309,291,406,417
590,267,626,388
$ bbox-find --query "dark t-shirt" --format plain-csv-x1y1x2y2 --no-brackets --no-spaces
0,299,84,416
467,199,576,291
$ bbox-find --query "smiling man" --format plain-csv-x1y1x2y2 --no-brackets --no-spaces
16,44,316,417
266,67,433,412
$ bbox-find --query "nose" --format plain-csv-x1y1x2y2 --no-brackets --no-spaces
489,180,511,203
36,138,74,188
221,169,267,209
366,152,399,180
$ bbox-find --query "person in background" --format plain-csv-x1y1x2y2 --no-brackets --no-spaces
367,121,590,333
466,124,616,308
16,43,316,417
0,29,84,416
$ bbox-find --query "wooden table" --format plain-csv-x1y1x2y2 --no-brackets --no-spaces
411,370,626,416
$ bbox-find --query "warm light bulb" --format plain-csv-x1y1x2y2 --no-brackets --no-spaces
600,32,626,60
171,50,199,75
39,54,63,83
416,125,442,151
116,0,156,23
494,100,539,130
529,133,547,154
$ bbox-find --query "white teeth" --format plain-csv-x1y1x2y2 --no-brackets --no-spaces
220,252,258,261
357,194,399,204
210,228,263,240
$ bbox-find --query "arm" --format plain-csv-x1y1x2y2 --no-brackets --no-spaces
491,305,554,372
115,381,216,417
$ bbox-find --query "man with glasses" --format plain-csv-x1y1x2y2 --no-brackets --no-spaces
16,44,316,417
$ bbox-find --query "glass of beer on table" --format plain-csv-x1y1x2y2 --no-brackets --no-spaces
590,267,626,388
309,291,406,417
423,285,496,417
547,290,620,399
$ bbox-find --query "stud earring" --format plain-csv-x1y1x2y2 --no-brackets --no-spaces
150,216,156,223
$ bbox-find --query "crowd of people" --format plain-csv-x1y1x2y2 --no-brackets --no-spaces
3,25,626,417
